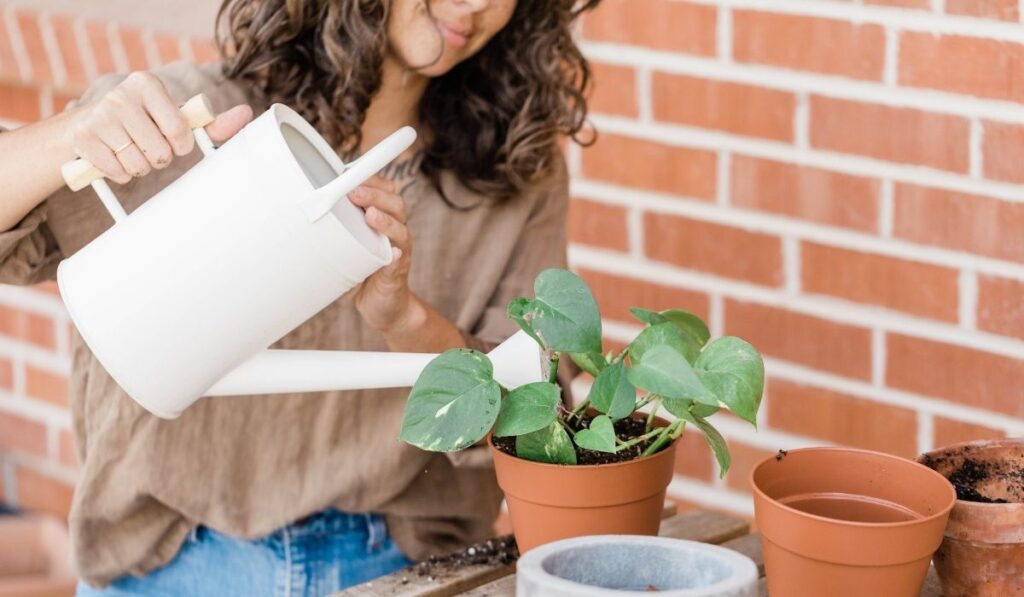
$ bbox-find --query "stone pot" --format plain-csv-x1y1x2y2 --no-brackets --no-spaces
918,438,1024,596
515,535,758,596
489,415,678,554
751,447,956,597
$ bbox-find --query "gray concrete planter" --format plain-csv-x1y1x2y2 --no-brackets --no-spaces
516,535,758,596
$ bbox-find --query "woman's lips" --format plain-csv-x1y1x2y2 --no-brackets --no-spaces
437,20,470,48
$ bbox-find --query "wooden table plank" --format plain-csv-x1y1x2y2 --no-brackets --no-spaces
459,575,515,597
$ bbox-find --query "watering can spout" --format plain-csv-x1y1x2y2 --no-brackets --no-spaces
301,126,418,222
204,331,545,397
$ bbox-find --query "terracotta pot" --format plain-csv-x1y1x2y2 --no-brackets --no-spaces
751,447,956,597
918,439,1024,597
489,418,678,554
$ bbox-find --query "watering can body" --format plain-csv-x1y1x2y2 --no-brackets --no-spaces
59,103,407,418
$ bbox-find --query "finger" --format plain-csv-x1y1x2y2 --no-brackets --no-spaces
205,104,254,144
350,185,406,224
140,83,193,156
365,207,410,250
362,175,396,194
75,135,130,184
117,100,174,169
97,126,150,178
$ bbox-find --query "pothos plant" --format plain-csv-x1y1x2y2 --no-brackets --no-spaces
399,268,765,476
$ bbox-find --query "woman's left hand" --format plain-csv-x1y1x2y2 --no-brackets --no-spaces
350,176,418,334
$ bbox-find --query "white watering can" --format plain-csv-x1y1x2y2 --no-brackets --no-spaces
57,95,543,419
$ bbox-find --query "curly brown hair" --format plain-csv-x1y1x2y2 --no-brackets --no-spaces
217,0,600,203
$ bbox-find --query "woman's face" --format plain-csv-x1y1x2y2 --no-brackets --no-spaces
388,0,518,77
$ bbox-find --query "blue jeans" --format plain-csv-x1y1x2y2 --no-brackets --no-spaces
76,510,412,597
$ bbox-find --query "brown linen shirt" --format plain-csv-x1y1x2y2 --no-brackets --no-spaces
0,62,569,586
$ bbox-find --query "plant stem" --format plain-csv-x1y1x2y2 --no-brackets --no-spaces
617,426,665,451
634,393,658,411
557,417,576,437
645,398,662,432
641,420,684,458
571,398,590,419
548,353,560,384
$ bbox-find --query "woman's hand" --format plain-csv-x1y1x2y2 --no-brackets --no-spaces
66,71,252,184
350,176,419,334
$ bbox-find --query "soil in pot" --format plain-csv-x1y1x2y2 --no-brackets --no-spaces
490,413,678,554
492,413,664,465
919,439,1024,597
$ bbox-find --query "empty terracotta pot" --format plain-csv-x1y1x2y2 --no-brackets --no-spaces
489,421,678,554
918,439,1024,597
751,447,956,597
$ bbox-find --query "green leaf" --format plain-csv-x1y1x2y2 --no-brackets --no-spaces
399,349,501,452
677,407,731,478
506,269,602,354
589,360,636,420
629,307,665,325
569,351,607,377
628,322,703,363
626,345,716,406
573,415,617,453
515,420,577,465
493,382,560,437
629,308,710,361
694,337,765,426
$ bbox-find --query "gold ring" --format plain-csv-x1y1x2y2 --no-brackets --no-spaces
112,140,134,154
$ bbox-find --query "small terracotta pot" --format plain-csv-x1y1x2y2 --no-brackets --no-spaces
489,418,678,554
918,439,1024,597
751,447,956,597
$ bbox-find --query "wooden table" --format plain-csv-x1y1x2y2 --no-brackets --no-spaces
338,508,943,596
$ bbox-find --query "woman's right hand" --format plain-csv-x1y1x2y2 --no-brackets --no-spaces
66,71,253,184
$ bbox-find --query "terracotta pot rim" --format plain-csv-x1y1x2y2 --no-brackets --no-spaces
918,438,1024,510
487,433,678,471
750,446,957,529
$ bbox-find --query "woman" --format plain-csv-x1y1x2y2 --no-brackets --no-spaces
0,0,597,594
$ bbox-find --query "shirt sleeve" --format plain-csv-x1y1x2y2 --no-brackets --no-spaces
0,202,62,285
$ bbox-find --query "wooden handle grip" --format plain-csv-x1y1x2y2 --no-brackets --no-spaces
61,94,217,192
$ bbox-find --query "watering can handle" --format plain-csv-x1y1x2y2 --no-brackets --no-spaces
60,94,217,192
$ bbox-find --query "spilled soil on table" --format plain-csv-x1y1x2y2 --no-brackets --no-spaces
401,535,519,584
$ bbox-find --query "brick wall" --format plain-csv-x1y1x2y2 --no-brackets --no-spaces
1,0,1023,523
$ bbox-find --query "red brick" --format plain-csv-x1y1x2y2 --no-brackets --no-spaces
589,62,637,118
117,26,149,71
0,83,40,122
190,38,220,64
582,133,717,200
900,33,1024,104
568,198,629,251
887,334,1024,417
674,430,714,481
767,379,919,458
53,91,77,113
84,20,117,75
0,305,55,349
946,0,1019,19
153,32,182,66
725,300,873,380
25,366,69,408
730,156,879,232
733,12,886,80
58,429,78,468
892,184,1024,263
14,465,74,519
810,96,970,172
49,14,89,89
932,418,1006,449
982,121,1024,185
652,74,796,141
582,0,717,56
0,411,47,458
644,215,782,286
0,358,13,390
14,10,53,84
977,275,1024,340
0,13,19,80
723,441,775,492
577,268,710,324
801,243,960,321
